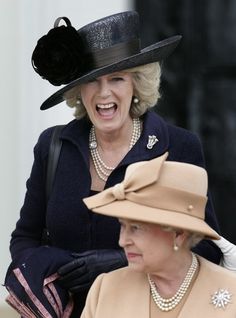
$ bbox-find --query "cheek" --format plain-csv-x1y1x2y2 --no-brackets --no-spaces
80,86,94,104
117,83,133,100
125,87,134,102
120,92,133,114
146,234,173,259
81,92,88,105
142,244,171,270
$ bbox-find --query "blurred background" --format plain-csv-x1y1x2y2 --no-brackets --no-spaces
135,0,236,245
1,0,236,316
0,0,133,316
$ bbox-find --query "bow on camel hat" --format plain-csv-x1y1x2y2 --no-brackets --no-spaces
31,11,182,110
83,152,220,240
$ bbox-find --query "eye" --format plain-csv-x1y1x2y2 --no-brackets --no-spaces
130,223,142,232
111,76,124,82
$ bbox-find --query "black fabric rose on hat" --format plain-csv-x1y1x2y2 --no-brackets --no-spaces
32,17,85,86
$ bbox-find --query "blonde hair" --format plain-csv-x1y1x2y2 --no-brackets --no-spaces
63,62,161,119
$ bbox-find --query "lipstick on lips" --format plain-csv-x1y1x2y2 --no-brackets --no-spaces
126,252,141,260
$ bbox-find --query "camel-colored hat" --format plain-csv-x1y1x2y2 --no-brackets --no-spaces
83,152,220,240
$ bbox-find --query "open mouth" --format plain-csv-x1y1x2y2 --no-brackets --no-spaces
96,103,117,116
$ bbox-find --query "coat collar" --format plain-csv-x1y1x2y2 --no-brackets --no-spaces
119,257,236,318
178,256,236,318
60,115,91,150
59,116,91,167
59,111,170,166
123,110,170,164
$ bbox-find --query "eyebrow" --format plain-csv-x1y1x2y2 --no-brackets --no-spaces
110,72,127,76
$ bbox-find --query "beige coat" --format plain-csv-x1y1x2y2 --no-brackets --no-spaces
81,256,236,318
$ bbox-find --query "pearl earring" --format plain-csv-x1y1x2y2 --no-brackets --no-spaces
133,97,139,104
76,98,81,105
173,242,179,251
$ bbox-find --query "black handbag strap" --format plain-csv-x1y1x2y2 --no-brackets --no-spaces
46,125,64,202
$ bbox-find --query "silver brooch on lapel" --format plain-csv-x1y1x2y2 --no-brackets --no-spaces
211,289,232,309
147,135,159,149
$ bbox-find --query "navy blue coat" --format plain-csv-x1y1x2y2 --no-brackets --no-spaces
8,111,221,316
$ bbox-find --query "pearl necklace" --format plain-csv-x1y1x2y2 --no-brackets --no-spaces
147,253,198,312
89,118,141,182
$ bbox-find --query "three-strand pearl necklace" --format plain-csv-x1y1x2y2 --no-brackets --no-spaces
89,118,141,182
147,253,198,312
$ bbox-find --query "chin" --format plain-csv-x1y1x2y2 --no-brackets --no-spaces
128,262,144,272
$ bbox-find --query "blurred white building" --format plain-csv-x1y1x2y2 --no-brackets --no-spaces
0,0,133,316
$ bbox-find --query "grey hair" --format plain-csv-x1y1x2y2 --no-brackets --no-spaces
63,62,161,119
162,225,204,249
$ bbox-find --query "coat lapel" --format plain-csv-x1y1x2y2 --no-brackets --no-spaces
124,272,150,318
178,256,236,318
119,111,170,166
59,111,170,170
60,118,91,168
103,269,151,318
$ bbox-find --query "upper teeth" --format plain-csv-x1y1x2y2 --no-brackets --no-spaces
97,103,115,109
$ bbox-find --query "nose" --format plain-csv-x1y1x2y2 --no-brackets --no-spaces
97,78,111,98
119,229,132,248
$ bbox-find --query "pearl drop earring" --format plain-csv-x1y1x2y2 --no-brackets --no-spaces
76,99,81,105
173,242,179,251
133,97,139,104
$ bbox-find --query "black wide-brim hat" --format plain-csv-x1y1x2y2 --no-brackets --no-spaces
32,11,182,110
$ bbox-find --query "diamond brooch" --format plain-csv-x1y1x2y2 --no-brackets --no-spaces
211,289,232,309
147,135,159,149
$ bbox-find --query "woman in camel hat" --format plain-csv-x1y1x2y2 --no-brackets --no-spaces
5,11,221,317
82,152,236,317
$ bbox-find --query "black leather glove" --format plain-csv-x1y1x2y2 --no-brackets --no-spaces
57,249,127,293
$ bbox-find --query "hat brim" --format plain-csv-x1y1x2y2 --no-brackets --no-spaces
92,200,220,240
40,35,182,110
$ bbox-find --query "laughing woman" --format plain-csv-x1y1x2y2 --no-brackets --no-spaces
5,11,221,317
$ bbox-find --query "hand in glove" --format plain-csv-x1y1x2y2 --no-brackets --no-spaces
212,236,236,272
57,249,127,293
